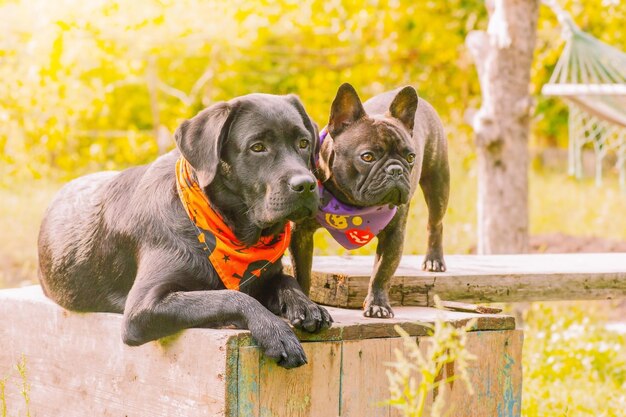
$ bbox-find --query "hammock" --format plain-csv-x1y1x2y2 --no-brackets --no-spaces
541,0,626,188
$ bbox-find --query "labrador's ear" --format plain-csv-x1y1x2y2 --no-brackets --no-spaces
328,83,366,138
286,94,319,169
387,86,418,134
174,102,239,188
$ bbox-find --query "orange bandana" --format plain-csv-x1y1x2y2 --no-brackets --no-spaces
175,157,291,290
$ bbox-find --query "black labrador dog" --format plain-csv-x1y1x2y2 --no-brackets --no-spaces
38,93,332,369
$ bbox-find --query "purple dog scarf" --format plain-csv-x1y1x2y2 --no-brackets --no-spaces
315,128,397,249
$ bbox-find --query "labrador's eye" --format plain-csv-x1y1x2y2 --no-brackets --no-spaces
361,152,375,163
406,153,416,164
250,143,267,153
299,139,310,149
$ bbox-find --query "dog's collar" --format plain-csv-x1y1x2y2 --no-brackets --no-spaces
315,128,397,249
175,157,291,290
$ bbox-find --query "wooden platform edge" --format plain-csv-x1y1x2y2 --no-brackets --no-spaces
0,286,519,417
304,255,626,308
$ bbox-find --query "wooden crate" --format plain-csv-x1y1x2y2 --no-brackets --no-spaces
0,286,522,417
301,253,626,308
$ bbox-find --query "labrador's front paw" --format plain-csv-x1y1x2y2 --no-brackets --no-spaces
248,314,307,369
281,289,333,333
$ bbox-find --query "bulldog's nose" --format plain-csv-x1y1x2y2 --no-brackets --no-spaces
386,164,403,178
288,175,316,193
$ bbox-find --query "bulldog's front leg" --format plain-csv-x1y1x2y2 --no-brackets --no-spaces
419,156,449,272
364,207,409,318
257,272,333,333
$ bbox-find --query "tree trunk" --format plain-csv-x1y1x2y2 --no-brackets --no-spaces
466,0,539,254
146,57,170,155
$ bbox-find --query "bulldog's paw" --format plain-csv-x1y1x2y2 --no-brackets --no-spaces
282,291,333,333
248,315,307,369
422,255,446,272
363,293,395,318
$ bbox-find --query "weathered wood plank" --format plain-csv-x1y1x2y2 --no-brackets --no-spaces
302,254,626,307
237,347,260,417
382,330,523,417
0,286,518,416
441,300,503,314
339,330,523,417
0,286,247,417
441,330,523,417
341,337,407,417
295,305,515,342
257,342,342,417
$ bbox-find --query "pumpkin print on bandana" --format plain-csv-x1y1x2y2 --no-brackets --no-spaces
315,128,398,250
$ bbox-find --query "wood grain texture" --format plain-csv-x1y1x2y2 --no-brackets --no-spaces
301,254,626,307
0,286,519,416
399,330,523,417
441,300,503,314
341,337,407,417
441,330,524,417
295,305,515,342
237,347,260,417
257,342,342,417
0,286,248,417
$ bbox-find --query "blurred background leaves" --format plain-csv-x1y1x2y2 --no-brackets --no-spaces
1,0,624,178
1,0,626,269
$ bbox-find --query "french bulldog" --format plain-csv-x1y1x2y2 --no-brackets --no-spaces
38,93,332,369
290,83,449,318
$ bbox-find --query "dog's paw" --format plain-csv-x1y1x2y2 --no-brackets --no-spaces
422,255,446,272
363,293,395,318
283,296,333,333
248,316,307,369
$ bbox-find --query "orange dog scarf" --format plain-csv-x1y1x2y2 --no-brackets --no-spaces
175,157,291,290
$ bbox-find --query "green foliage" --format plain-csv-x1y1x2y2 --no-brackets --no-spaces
383,297,477,417
15,355,30,417
522,302,626,417
529,170,626,240
2,0,625,179
0,376,6,417
0,355,31,417
1,0,487,181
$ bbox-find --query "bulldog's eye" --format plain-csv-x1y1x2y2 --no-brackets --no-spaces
298,139,310,149
406,153,416,164
360,152,375,163
250,143,267,153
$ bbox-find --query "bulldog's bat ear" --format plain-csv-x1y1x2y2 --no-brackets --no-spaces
317,137,334,183
388,86,418,133
328,83,366,137
285,94,319,169
174,101,239,188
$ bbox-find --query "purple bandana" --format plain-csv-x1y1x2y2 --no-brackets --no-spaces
316,128,398,249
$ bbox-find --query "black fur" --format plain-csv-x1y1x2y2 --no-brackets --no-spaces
38,93,332,369
291,83,449,318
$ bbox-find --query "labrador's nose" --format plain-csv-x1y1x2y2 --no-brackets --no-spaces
386,164,403,178
288,175,316,193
